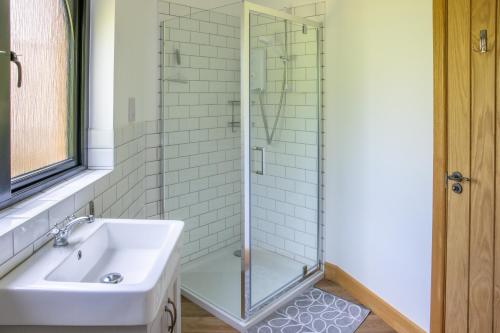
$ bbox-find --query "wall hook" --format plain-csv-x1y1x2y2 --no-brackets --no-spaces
473,29,488,53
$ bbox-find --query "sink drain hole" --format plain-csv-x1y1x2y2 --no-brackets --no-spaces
233,249,241,257
100,272,124,284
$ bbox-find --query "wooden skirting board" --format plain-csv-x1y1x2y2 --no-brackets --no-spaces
324,263,426,333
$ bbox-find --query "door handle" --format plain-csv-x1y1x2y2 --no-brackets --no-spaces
10,51,22,88
252,146,265,175
447,171,470,183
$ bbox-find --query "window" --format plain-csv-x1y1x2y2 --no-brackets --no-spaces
0,0,88,208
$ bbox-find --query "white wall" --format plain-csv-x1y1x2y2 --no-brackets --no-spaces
89,0,115,131
89,0,158,167
324,1,433,331
114,0,158,128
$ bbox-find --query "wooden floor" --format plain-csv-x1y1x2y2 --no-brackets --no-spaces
181,279,396,333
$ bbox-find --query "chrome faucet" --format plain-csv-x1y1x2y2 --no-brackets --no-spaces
48,202,95,247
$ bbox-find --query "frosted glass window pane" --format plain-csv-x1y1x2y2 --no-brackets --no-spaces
10,0,74,178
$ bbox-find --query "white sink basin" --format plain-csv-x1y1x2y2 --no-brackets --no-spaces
0,218,184,326
47,222,171,284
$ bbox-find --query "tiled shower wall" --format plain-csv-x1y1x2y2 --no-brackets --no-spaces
157,1,325,266
249,4,324,267
158,1,242,263
291,2,325,22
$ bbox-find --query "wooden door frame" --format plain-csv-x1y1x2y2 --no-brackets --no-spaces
430,0,447,332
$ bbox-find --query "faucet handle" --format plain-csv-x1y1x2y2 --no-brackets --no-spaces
48,226,69,247
46,227,61,238
65,214,76,223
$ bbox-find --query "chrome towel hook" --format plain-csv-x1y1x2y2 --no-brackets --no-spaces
473,29,488,54
479,29,488,53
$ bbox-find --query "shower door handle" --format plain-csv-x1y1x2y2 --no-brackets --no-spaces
252,146,265,175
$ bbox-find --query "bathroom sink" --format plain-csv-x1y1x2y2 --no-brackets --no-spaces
47,222,171,284
0,218,184,326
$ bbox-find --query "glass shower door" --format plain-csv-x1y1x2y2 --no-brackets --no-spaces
243,3,321,314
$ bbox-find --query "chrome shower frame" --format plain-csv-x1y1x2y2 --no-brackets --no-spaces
240,0,324,320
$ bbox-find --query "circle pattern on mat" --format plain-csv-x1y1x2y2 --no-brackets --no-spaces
248,288,370,333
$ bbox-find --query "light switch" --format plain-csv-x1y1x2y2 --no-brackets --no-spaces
128,97,136,122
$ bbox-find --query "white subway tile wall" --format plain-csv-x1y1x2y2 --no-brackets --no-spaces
159,1,325,266
159,1,242,263
292,2,325,22
0,121,158,278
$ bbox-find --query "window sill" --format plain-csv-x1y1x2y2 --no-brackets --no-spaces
0,169,111,278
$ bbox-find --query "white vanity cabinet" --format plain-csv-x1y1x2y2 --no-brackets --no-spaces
0,271,182,333
150,273,181,333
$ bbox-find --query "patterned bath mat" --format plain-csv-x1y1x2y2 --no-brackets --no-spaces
248,287,370,333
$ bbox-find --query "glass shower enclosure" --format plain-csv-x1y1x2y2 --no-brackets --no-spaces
160,0,322,327
243,1,322,318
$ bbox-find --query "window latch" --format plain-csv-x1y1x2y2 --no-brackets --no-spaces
10,51,22,88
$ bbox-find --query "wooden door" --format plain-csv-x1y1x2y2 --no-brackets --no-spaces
445,0,498,332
